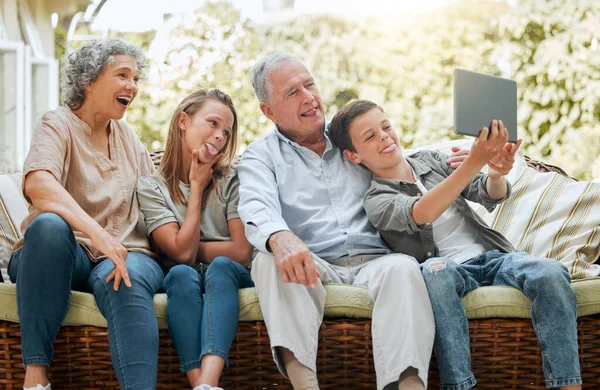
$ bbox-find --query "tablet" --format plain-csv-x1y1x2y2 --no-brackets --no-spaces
453,68,518,143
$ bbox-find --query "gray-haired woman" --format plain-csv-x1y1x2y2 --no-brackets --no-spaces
8,39,164,390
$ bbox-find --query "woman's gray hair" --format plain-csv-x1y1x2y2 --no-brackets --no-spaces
251,53,304,103
61,39,147,109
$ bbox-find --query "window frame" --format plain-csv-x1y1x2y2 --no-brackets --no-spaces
0,9,7,41
17,0,45,58
25,46,59,147
0,41,26,171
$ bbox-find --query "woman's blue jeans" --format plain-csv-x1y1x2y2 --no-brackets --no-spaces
421,250,581,390
8,212,164,390
164,256,254,372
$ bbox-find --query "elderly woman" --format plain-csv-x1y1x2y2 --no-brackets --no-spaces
7,39,163,390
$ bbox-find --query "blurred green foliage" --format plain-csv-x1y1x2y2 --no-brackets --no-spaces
70,0,600,180
493,0,600,180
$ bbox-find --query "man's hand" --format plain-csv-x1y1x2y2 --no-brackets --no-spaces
446,147,470,169
488,139,523,178
268,231,321,287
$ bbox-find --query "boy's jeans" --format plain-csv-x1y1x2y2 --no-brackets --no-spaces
421,250,581,390
164,256,254,372
9,212,164,390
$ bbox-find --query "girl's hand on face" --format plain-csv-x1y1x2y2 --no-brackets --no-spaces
189,149,223,190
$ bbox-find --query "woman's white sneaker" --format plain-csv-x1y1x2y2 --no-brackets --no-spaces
23,384,51,390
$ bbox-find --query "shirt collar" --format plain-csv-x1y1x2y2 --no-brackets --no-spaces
66,107,115,140
273,124,294,146
273,122,333,153
372,154,432,186
405,154,432,177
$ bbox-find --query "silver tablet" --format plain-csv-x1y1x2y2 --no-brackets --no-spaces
453,68,518,143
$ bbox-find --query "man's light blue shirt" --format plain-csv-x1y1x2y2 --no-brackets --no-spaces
237,124,390,260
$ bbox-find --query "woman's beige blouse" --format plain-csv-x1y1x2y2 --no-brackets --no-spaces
12,107,155,261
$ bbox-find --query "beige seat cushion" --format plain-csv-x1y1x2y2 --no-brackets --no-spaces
2,279,600,328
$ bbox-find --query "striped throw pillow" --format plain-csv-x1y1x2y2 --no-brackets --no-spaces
473,152,600,279
0,174,27,283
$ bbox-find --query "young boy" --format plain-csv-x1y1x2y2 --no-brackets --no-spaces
328,99,582,390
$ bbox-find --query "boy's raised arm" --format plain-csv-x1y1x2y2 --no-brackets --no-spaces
412,121,508,224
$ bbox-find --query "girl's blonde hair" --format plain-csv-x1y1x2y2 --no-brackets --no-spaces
159,89,238,208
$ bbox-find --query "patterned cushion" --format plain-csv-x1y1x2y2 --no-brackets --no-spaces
0,173,26,283
472,151,600,279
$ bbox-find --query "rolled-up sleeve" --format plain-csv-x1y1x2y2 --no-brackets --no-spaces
137,140,156,176
22,114,69,202
364,181,424,236
433,150,512,212
237,145,290,252
136,176,178,236
223,170,240,221
462,172,512,212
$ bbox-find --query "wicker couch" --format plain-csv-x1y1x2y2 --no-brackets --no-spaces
1,151,600,389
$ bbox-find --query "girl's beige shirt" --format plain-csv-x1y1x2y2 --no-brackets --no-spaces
12,107,155,261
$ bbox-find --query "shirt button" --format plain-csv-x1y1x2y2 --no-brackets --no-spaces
427,252,432,257
416,193,422,197
310,154,316,159
426,222,431,226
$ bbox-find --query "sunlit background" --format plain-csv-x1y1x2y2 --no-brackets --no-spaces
1,0,599,180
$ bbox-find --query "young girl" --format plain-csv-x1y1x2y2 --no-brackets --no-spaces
137,89,254,390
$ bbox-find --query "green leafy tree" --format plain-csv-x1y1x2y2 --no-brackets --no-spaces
494,0,600,179
130,1,507,152
127,1,260,150
122,0,599,179
370,1,506,148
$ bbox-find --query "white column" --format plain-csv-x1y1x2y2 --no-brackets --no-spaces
0,41,25,172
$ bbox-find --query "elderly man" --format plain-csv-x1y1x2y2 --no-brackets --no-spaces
237,53,465,390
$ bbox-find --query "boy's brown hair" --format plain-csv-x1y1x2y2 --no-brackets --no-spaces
328,99,384,152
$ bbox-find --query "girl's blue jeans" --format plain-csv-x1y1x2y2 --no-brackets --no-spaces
163,256,254,372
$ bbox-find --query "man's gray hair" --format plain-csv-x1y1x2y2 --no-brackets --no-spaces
61,39,147,109
251,53,304,103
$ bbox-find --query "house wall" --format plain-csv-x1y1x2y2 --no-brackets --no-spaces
0,0,87,172
1,0,22,41
1,0,87,54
